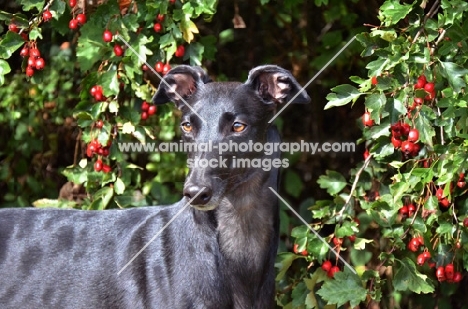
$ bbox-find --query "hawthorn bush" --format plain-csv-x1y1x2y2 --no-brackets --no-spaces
0,0,217,208
276,0,468,307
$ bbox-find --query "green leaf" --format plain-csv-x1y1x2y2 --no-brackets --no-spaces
324,84,363,110
114,178,126,195
316,269,367,307
275,252,299,281
21,0,44,11
317,170,347,195
0,59,11,85
379,0,414,26
439,61,468,93
284,170,304,198
394,258,435,294
180,18,199,43
0,31,25,59
353,238,374,250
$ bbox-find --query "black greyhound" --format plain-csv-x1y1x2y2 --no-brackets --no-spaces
0,65,310,308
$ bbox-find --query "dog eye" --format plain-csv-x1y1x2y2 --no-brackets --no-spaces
181,122,192,132
232,122,246,132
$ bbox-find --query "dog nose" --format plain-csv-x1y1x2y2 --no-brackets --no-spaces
183,185,212,205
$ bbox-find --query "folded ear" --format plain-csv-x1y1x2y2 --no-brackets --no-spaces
245,65,310,105
152,65,212,108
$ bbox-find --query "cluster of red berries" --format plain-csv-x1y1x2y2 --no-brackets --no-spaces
435,185,451,208
101,29,124,56
153,13,165,33
399,202,416,217
407,235,424,252
390,121,420,157
86,139,112,173
456,172,466,189
90,85,106,102
154,61,171,75
321,260,340,278
68,0,87,30
141,101,158,120
20,43,45,77
435,263,462,283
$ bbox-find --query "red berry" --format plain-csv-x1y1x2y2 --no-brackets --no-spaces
35,57,45,70
399,205,409,216
96,120,104,129
94,159,103,172
69,0,77,7
408,238,420,252
362,112,374,127
414,77,426,89
445,264,454,281
408,204,416,216
371,76,378,85
142,64,148,71
27,57,35,67
327,266,340,278
453,271,463,283
411,142,421,157
439,197,450,208
94,92,104,102
113,44,124,57
43,10,52,22
102,164,112,173
416,253,426,266
175,45,185,57
414,97,424,105
103,30,113,42
348,235,356,242
408,129,419,142
332,237,343,246
162,63,171,75
391,136,402,149
157,14,165,22
363,149,370,160
400,141,415,156
155,61,164,73
422,251,431,259
69,19,79,30
170,0,176,3
436,266,446,282
30,48,41,58
148,105,157,115
141,111,148,120
86,144,95,158
153,23,162,33
424,82,435,92
8,23,19,33
322,260,332,272
401,123,410,137
463,217,468,227
76,13,86,25
142,101,150,111
457,181,466,188
25,66,34,77
436,187,444,200
90,85,98,96
102,147,110,157
19,46,29,57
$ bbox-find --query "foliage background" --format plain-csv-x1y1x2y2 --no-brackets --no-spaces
2,0,468,307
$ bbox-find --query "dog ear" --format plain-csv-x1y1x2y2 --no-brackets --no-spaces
152,65,212,108
245,65,310,105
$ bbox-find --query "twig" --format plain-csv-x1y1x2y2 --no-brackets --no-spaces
412,0,440,44
337,153,372,218
19,0,55,34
